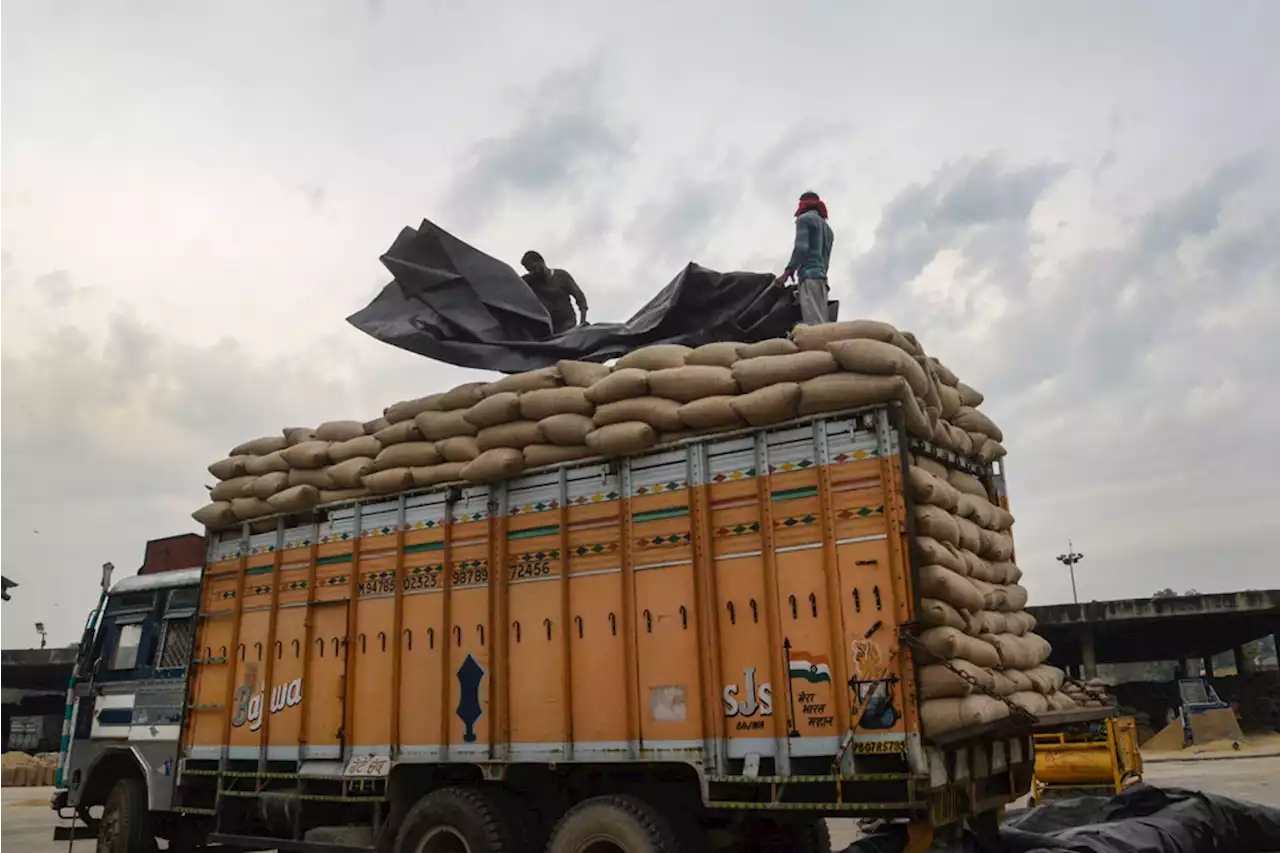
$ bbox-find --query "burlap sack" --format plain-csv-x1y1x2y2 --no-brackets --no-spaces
374,420,423,447
585,369,649,405
989,561,1022,584
957,382,984,407
485,366,562,396
915,536,966,574
411,462,468,487
990,671,1019,697
231,496,274,520
314,421,366,441
979,440,1008,463
990,504,1015,532
364,417,391,434
912,455,949,480
280,441,330,470
937,383,962,420
913,504,960,546
539,413,596,447
929,358,960,387
524,444,592,467
677,396,744,430
244,451,290,475
289,469,336,490
1047,691,1078,711
329,436,382,464
967,577,1002,611
520,387,594,420
1004,611,1036,635
384,394,444,423
995,583,1028,612
954,514,983,553
462,448,525,484
966,432,990,460
374,442,442,471
920,695,1009,738
414,410,479,441
1009,691,1049,716
796,373,929,435
827,339,930,397
210,476,255,502
918,659,996,700
284,427,317,446
731,382,801,426
1004,669,1034,693
647,365,739,402
363,467,415,494
249,472,289,499
586,422,657,456
965,552,1003,584
231,436,288,456
936,421,975,456
917,627,1001,669
955,493,1000,530
907,466,960,510
738,338,799,359
953,406,1004,443
979,528,1014,562
594,397,684,432
328,458,375,488
438,382,487,412
615,344,691,371
947,470,986,498
792,320,917,354
1025,665,1065,695
733,351,837,393
981,633,1051,670
965,610,1008,636
248,518,277,534
193,502,236,528
436,436,481,462
477,420,544,451
919,598,968,631
685,341,744,367
558,360,612,388
918,565,985,613
267,484,320,513
465,392,523,428
319,488,370,503
209,456,249,480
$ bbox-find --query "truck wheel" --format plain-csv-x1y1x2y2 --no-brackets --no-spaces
548,795,684,853
740,816,831,853
96,777,156,853
394,786,522,853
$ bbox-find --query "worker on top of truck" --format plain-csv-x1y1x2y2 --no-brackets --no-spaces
521,250,589,335
775,190,835,327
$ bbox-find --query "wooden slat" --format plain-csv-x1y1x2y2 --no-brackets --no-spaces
389,495,408,757
254,520,287,787
754,432,792,774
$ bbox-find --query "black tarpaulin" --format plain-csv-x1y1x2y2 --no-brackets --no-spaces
347,219,836,373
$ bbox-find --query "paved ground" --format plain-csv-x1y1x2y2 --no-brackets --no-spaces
6,756,1280,851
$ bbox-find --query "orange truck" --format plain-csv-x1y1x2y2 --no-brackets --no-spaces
55,404,1032,852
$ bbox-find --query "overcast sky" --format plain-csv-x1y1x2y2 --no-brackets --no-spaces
3,1,1278,648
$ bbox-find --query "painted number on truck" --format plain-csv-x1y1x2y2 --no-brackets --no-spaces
851,739,905,755
343,755,392,777
509,560,552,580
452,567,488,587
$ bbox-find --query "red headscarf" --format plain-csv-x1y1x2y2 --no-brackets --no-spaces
795,196,829,219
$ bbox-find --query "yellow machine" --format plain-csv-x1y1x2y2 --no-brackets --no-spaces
1031,713,1143,804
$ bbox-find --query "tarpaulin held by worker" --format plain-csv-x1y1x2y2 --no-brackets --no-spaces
346,218,837,373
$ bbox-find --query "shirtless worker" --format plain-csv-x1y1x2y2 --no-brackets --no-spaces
521,250,589,336
774,191,835,327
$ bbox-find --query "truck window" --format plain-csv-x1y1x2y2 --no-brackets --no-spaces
157,615,196,670
109,623,144,670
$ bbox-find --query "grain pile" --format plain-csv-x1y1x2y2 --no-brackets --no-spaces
1,752,58,787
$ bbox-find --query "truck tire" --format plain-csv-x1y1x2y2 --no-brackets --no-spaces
394,786,522,853
739,816,831,853
548,794,684,853
96,776,156,853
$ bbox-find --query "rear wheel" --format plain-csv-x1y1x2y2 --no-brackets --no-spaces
96,776,156,853
548,794,684,853
738,815,831,853
394,786,524,853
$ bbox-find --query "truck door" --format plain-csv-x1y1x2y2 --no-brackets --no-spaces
304,601,348,759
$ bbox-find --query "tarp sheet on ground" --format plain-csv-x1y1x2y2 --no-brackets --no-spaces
347,219,836,373
847,785,1280,853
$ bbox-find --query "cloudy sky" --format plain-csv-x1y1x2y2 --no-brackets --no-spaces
3,1,1278,648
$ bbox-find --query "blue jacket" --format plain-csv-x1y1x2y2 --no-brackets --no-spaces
787,210,834,280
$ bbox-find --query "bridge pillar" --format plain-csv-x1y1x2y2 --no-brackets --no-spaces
1233,644,1255,676
1200,652,1215,679
1080,626,1098,680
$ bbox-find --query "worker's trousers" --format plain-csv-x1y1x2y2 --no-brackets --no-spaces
797,277,830,325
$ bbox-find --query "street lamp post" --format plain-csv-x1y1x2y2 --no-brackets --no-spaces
35,621,48,650
1056,542,1084,604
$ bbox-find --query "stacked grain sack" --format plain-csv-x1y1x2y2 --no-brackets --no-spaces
196,319,1070,736
1062,678,1117,709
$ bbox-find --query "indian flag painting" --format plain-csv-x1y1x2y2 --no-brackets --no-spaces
788,651,832,684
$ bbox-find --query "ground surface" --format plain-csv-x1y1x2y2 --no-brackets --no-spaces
6,756,1280,852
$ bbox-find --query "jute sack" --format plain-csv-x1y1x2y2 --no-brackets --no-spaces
917,627,1001,669
209,456,249,480
966,432,990,460
979,440,1008,464
364,417,391,434
979,529,1015,562
1003,669,1034,693
615,344,691,371
374,420,423,447
384,394,444,424
956,493,1001,530
289,469,335,489
919,598,967,631
585,369,649,405
437,382,486,412
281,441,331,470
363,468,414,494
685,341,744,367
916,536,966,574
994,583,1028,612
330,436,382,464
476,421,544,451
907,466,960,510
320,488,370,503
738,338,798,358
989,561,1023,584
1047,691,1078,712
248,518,277,534
796,373,931,436
733,351,837,392
920,695,1009,738
791,320,917,355
918,660,996,700
959,550,996,583
375,442,443,471
211,476,255,502
539,414,596,447
929,358,960,387
284,427,317,446
647,365,738,402
1003,611,1036,635
520,387,594,420
967,577,1003,611
731,382,801,426
231,497,274,521
955,514,983,553
231,436,288,456
484,366,561,396
314,421,366,441
586,422,657,456
917,565,985,613
914,504,960,546
957,382,984,407
938,421,975,457
678,396,744,430
1025,665,1066,695
953,406,1004,443
267,485,320,514
965,610,1008,636
414,410,478,441
948,470,986,499
912,455,949,480
558,360,612,388
990,671,1019,697
249,472,290,499
1009,691,1049,716
244,451,290,475
462,448,524,484
981,633,1051,670
411,463,468,487
465,392,522,428
436,436,481,462
524,444,592,467
594,397,684,432
193,502,236,528
328,458,375,488
827,339,930,397
937,383,963,420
